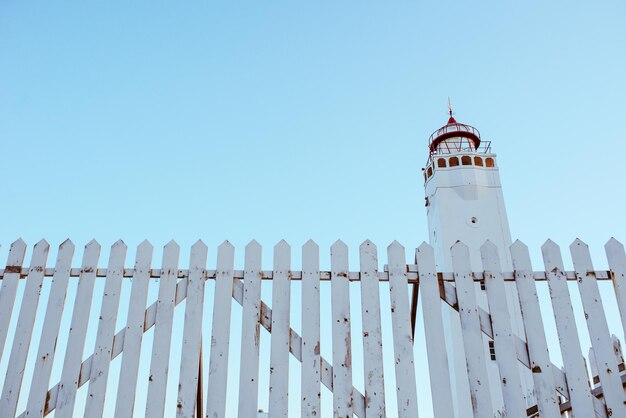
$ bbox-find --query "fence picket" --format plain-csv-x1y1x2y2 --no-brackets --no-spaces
571,239,626,416
480,241,525,418
387,241,419,418
177,240,208,418
114,240,153,418
359,240,386,417
205,240,235,418
145,240,181,418
510,240,561,418
330,240,353,418
83,240,127,418
55,240,101,418
269,241,291,418
301,240,321,418
0,239,27,360
238,240,262,418
415,242,454,418
605,238,626,340
451,241,492,417
0,240,49,417
24,240,75,417
541,240,596,417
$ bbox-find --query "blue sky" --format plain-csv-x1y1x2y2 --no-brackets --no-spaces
1,1,626,417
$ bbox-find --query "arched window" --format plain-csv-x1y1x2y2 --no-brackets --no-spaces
486,157,495,167
474,157,483,166
437,158,447,168
449,157,459,167
427,166,433,178
461,156,472,166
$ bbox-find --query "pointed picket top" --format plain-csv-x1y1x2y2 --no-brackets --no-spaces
31,239,50,266
217,240,232,251
303,239,319,252
541,239,565,270
191,240,209,265
510,240,532,270
387,240,405,252
570,238,594,272
480,240,500,268
137,239,153,252
34,238,50,249
192,239,208,252
417,241,434,254
111,239,127,252
164,239,180,252
606,237,624,254
331,239,348,253
85,238,101,249
6,238,27,266
450,240,471,268
274,239,290,252
415,243,436,274
510,239,529,255
360,239,376,251
245,239,261,252
59,238,75,252
451,239,469,253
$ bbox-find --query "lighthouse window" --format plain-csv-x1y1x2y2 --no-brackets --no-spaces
437,158,447,168
427,167,433,178
449,157,459,167
474,157,483,166
486,158,495,168
461,156,472,166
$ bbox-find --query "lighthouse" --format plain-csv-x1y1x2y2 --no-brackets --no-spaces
423,107,532,417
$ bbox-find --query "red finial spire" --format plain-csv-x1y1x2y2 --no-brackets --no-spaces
447,97,457,124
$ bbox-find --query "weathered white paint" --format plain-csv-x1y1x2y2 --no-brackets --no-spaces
541,240,597,417
330,240,353,418
510,240,561,418
480,241,525,418
451,241,492,418
24,240,75,418
359,240,386,417
268,241,291,418
205,240,235,418
0,239,26,361
54,240,101,418
83,240,127,418
605,238,626,341
387,241,419,418
145,241,180,418
238,240,263,418
571,239,626,416
415,242,454,418
177,240,208,418
114,240,153,418
0,240,49,417
301,240,321,418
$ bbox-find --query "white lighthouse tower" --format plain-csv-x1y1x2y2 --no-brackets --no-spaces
423,107,531,417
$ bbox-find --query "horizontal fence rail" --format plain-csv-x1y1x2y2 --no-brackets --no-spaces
0,238,623,418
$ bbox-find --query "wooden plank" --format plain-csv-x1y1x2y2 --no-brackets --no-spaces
451,241,492,417
0,239,27,360
0,240,49,417
301,240,321,418
510,240,561,418
176,240,208,418
231,272,368,418
269,241,291,418
114,240,153,418
145,240,181,418
83,240,127,418
387,241,419,418
330,240,353,418
480,241,525,418
541,239,597,417
570,239,626,416
24,240,75,417
415,243,454,418
359,240,386,416
205,239,235,418
55,239,101,418
605,238,626,341
237,240,263,418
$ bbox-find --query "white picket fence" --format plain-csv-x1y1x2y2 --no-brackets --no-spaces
0,238,625,418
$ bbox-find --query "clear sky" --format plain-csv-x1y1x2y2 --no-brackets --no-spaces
1,1,625,417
